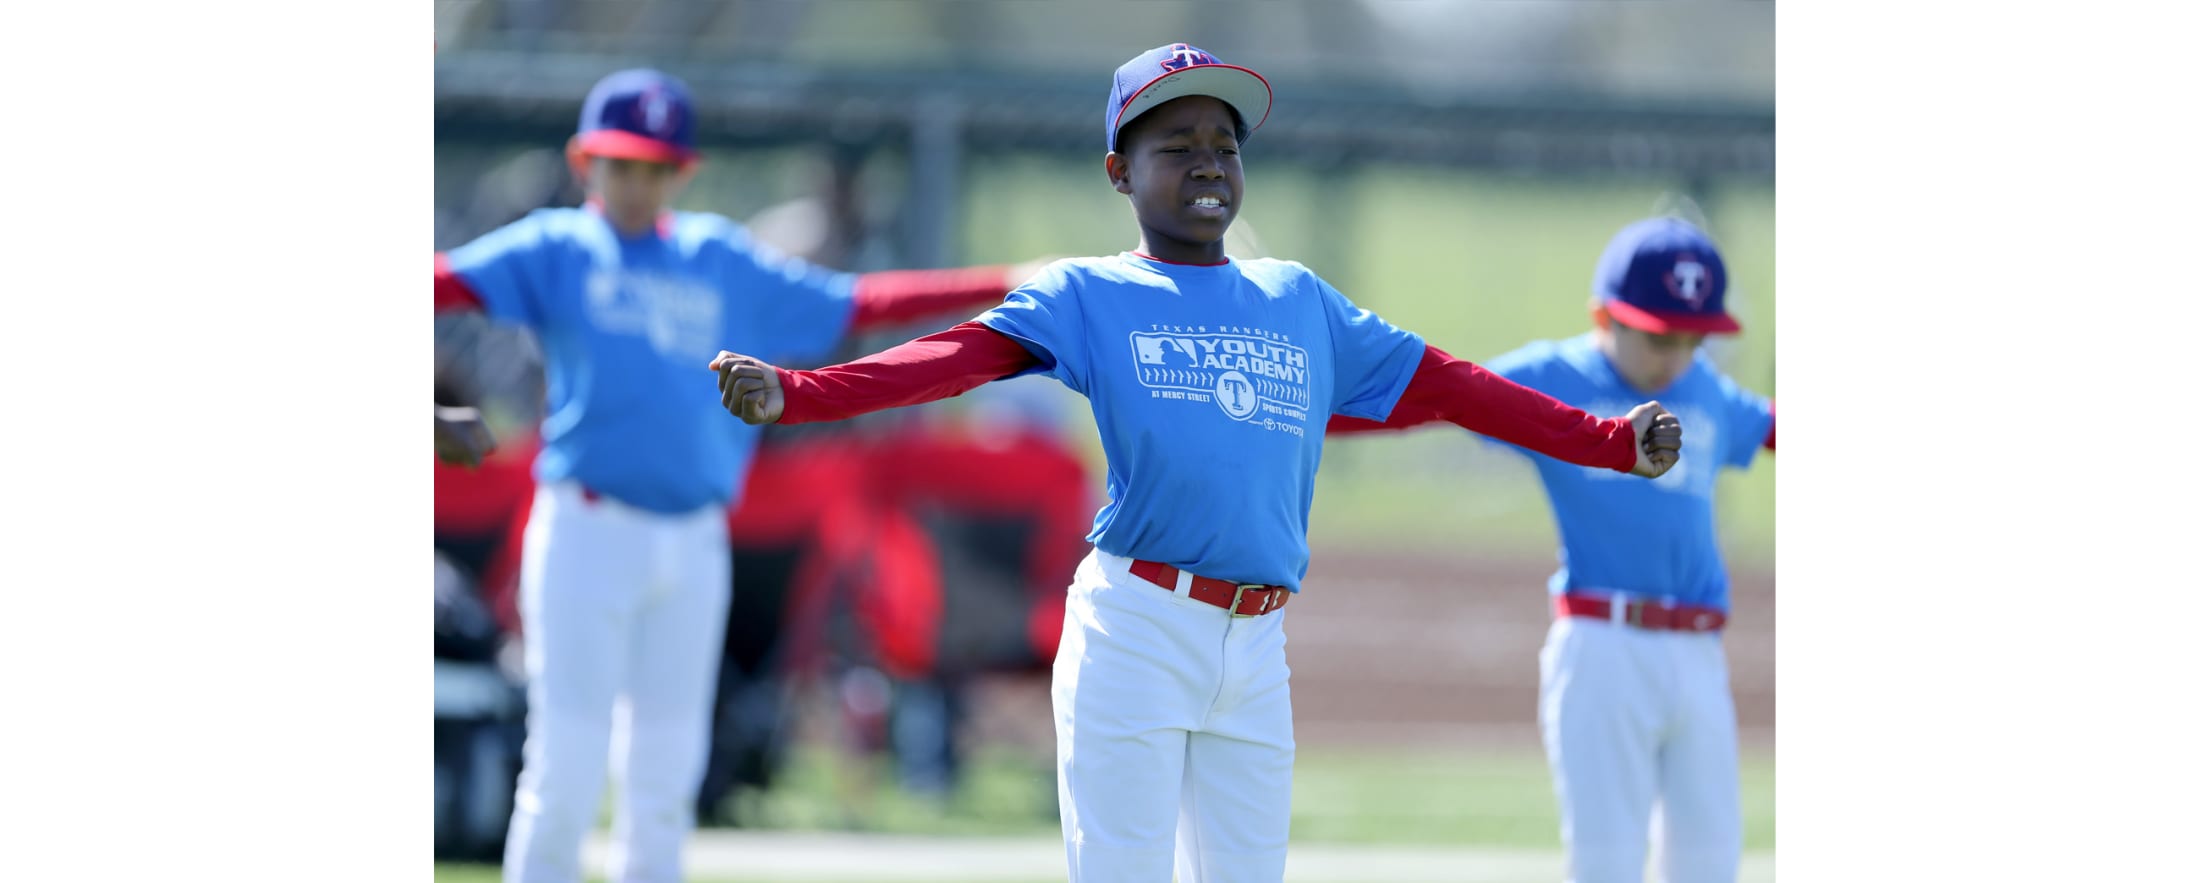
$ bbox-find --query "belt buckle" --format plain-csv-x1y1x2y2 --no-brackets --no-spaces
1230,584,1265,618
1607,594,1635,627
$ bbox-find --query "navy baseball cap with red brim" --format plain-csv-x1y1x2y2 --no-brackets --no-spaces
573,68,698,167
1107,43,1273,152
1594,217,1742,335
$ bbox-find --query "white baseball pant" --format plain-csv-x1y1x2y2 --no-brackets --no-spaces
1053,550,1297,883
1538,612,1741,883
502,480,732,883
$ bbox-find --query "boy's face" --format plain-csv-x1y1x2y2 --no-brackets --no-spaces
1596,307,1708,393
581,155,691,234
1107,96,1244,259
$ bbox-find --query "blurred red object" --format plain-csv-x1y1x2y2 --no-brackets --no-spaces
430,423,1094,669
435,432,540,635
866,424,1094,666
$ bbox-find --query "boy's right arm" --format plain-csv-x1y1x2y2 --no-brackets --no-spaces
436,215,553,325
1329,343,1681,478
434,219,553,463
710,321,1042,426
433,253,498,464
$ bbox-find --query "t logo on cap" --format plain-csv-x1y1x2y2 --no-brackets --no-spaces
573,68,699,168
1107,42,1273,152
637,86,676,138
1666,258,1710,309
1162,44,1219,71
1592,217,1742,336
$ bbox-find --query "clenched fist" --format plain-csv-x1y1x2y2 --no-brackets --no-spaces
708,351,785,425
1624,401,1682,478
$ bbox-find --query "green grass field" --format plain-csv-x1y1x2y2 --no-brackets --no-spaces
435,744,1774,882
434,866,905,883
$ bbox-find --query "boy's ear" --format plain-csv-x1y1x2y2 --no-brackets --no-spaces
1590,302,1615,332
1105,152,1133,196
565,136,593,186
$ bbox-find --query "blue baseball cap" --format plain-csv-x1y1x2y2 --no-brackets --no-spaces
1593,217,1740,335
1106,43,1272,153
573,69,698,167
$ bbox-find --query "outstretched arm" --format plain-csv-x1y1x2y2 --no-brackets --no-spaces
433,254,497,464
845,259,1050,333
1327,344,1681,478
710,321,1042,425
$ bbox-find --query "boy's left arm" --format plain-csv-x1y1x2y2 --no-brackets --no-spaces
710,322,1043,426
1313,277,1675,476
1718,373,1775,465
1337,344,1682,478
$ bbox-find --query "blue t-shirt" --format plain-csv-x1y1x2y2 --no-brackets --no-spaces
1484,332,1774,611
976,253,1425,591
446,207,857,514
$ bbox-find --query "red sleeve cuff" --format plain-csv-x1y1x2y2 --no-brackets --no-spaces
775,366,816,423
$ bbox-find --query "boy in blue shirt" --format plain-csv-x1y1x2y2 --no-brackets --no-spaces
1340,216,1775,883
432,68,1042,883
705,46,1690,883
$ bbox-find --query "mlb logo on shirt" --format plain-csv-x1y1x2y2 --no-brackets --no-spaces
1134,334,1201,367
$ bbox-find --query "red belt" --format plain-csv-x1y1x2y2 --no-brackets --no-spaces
1127,559,1291,617
1556,592,1726,633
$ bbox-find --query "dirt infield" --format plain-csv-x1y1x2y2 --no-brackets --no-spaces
963,546,1774,754
1285,546,1774,749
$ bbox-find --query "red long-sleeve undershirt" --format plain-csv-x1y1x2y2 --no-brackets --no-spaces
776,323,1641,474
433,253,1013,332
1329,344,1640,472
1331,356,1778,455
776,322,1038,424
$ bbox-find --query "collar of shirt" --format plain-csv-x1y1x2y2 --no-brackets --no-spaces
583,198,677,241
